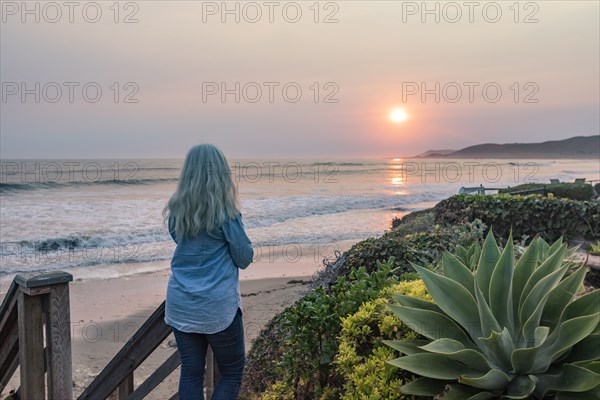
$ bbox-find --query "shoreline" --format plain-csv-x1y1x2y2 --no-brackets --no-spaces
0,240,359,297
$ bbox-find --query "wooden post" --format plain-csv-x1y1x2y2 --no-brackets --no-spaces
118,372,134,399
213,351,220,386
14,271,73,400
17,290,45,400
45,282,73,400
205,347,219,398
205,347,216,398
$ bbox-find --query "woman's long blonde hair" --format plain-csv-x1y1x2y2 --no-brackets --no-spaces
163,144,239,239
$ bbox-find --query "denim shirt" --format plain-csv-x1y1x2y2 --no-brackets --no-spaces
164,213,253,334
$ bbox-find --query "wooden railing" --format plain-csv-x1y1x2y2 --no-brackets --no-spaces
78,300,219,400
0,271,74,400
0,272,219,400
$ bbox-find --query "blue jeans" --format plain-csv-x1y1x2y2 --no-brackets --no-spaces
171,308,245,400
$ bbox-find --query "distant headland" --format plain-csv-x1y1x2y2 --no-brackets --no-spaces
414,135,600,159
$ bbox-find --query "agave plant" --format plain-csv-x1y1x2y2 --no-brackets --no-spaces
385,231,600,399
451,242,481,271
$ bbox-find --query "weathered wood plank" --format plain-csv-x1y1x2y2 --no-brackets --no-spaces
18,290,45,400
15,271,73,289
45,283,73,400
0,348,18,397
0,287,20,397
78,302,172,400
20,286,52,296
0,301,17,348
0,305,18,366
205,347,217,399
0,280,18,328
212,350,220,384
0,321,18,389
127,351,180,400
119,373,134,399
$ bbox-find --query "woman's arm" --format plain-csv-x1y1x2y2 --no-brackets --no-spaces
168,215,178,244
223,213,254,269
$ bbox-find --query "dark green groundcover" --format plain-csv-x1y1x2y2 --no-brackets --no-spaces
434,194,600,241
498,183,596,201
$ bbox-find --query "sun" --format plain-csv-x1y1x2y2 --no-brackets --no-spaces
389,108,408,123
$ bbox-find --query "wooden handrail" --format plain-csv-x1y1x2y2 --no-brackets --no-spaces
79,301,219,400
507,187,547,196
0,270,74,400
78,302,172,399
0,280,19,397
1,272,218,400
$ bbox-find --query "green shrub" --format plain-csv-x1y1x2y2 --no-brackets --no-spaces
589,241,600,256
240,312,290,397
335,280,431,400
386,231,600,399
336,219,487,281
336,235,434,279
499,183,595,201
434,194,600,241
273,259,401,399
391,209,435,233
585,268,600,289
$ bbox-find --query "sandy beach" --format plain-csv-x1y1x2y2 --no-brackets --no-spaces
1,252,334,399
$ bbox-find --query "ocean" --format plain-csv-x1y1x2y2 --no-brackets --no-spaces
1,158,598,285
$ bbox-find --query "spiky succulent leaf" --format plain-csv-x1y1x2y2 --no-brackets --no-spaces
458,368,512,391
387,304,474,346
533,363,600,398
504,375,536,399
489,235,515,336
388,353,479,380
553,386,600,399
474,280,501,338
436,384,500,399
468,242,482,271
442,252,475,296
548,236,564,255
558,289,599,324
420,339,491,371
540,267,587,330
411,263,481,338
478,327,515,372
562,334,600,364
397,377,450,396
454,245,469,265
519,244,568,320
520,264,569,344
476,230,501,303
512,237,540,318
393,293,442,313
382,338,428,355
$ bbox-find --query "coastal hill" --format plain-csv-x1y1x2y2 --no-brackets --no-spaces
414,149,456,157
415,135,599,159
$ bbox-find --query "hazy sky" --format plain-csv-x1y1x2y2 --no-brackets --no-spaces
1,1,599,158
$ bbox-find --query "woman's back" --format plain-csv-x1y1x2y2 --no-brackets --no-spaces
165,213,252,334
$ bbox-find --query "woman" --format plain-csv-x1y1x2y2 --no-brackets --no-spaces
163,144,253,400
